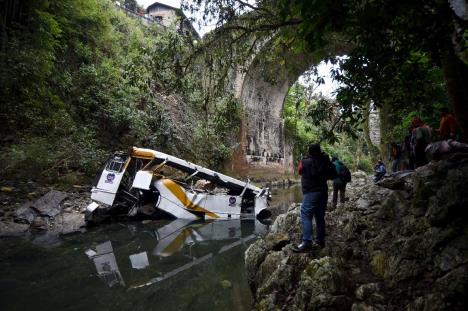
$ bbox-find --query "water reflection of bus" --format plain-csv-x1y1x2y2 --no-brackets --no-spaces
86,218,269,288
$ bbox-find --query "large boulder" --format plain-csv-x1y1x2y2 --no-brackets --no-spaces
51,212,86,234
292,256,351,311
14,201,37,223
376,171,413,190
30,190,68,217
3,190,87,238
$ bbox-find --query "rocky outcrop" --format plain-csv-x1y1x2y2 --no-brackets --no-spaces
0,221,30,237
0,189,88,237
245,154,468,310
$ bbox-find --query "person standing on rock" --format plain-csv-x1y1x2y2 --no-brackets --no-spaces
293,144,336,252
390,142,404,172
404,127,415,170
437,107,458,140
411,117,432,168
331,156,351,209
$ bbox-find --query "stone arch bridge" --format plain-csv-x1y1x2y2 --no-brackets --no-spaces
228,38,346,176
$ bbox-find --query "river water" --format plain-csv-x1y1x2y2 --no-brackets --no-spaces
0,185,302,311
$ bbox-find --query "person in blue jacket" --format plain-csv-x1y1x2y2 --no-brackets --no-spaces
374,159,386,182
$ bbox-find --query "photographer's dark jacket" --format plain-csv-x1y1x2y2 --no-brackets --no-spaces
298,153,336,194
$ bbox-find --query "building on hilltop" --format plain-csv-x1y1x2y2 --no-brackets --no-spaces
115,1,154,26
146,2,199,39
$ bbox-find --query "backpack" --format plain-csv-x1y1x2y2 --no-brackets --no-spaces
325,157,338,180
338,163,352,183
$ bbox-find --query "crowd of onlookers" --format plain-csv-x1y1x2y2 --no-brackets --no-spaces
374,107,461,182
293,107,462,252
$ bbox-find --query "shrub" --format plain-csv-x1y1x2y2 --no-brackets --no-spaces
357,158,373,173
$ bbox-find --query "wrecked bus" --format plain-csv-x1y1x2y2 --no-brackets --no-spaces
86,147,271,224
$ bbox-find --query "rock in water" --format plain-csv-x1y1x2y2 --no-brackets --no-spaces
52,212,85,234
0,221,29,237
14,201,37,223
31,190,68,217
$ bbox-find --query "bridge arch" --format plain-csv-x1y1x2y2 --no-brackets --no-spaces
230,37,347,175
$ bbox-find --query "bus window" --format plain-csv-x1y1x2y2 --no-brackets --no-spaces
106,156,127,173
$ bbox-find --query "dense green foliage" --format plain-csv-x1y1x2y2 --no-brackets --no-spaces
0,0,240,182
280,0,467,136
1,0,466,182
284,83,373,172
123,0,142,12
186,0,467,160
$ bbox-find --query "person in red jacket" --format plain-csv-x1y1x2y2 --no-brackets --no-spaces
437,108,458,140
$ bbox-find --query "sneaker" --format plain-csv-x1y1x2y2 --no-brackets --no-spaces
292,241,312,253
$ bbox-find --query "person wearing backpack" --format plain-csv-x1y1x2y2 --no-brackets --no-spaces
331,157,351,209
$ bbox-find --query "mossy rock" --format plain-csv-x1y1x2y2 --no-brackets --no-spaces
264,232,290,251
256,294,280,311
371,251,387,278
293,256,351,310
257,259,293,299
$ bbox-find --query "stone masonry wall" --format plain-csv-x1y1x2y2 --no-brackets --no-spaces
369,107,381,147
240,70,294,171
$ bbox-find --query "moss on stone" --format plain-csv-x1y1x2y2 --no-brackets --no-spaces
370,251,387,278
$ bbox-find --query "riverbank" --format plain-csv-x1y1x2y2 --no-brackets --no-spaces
245,153,468,310
0,176,300,238
0,181,89,237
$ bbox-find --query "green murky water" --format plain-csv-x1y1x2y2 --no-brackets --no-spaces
270,184,302,217
0,185,301,311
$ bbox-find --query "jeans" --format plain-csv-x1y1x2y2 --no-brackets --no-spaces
300,191,328,244
392,157,402,172
332,182,346,208
415,142,428,168
374,172,385,182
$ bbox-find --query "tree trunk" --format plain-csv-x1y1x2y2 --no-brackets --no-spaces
363,101,379,161
354,134,363,171
379,101,395,167
442,49,468,140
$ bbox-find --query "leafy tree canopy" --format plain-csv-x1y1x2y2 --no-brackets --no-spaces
0,0,241,181
185,0,467,138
